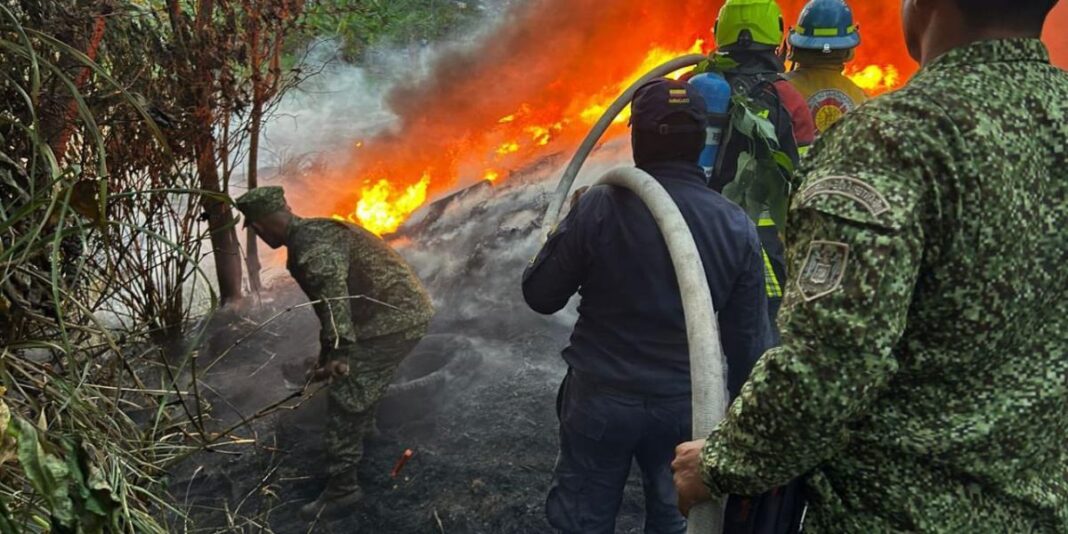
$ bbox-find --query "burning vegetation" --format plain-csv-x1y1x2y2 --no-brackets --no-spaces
322,0,917,236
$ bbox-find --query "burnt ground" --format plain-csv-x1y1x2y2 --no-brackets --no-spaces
169,147,658,533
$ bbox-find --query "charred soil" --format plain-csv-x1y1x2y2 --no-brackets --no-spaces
172,158,654,533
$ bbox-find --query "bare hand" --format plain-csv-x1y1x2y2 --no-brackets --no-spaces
307,360,350,383
672,439,714,517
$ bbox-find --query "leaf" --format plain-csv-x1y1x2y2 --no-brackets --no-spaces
13,418,75,528
0,392,13,466
66,440,119,522
0,497,18,534
752,110,779,147
69,180,104,225
729,100,757,141
703,53,740,74
771,150,796,175
722,151,755,204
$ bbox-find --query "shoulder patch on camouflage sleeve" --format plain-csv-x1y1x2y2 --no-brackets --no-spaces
797,240,850,302
798,176,891,218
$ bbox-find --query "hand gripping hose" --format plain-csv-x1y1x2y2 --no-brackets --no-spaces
541,54,727,533
594,168,728,534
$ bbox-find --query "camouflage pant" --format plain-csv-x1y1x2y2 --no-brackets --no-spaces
324,322,427,490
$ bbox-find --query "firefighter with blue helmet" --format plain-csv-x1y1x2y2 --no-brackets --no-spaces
786,0,869,134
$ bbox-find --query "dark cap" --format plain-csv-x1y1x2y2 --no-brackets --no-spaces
235,186,290,228
630,79,708,135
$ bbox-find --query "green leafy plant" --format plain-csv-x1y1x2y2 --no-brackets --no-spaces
720,94,795,229
301,0,483,60
0,3,216,531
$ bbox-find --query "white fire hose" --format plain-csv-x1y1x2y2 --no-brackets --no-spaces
595,168,728,534
542,54,728,534
540,54,708,233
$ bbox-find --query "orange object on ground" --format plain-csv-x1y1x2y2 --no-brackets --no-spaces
391,449,415,478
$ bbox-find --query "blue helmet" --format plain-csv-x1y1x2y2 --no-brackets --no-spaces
788,0,861,51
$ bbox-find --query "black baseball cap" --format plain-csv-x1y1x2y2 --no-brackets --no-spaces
630,79,708,135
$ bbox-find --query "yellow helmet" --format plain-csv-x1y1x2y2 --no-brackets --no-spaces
714,0,786,50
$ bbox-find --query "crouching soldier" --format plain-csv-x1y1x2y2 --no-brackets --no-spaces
235,187,434,520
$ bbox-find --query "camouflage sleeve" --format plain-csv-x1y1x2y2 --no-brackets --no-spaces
699,104,944,495
292,242,359,362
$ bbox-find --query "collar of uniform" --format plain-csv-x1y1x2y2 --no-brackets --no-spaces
637,161,708,185
928,38,1050,70
722,49,786,76
283,215,304,246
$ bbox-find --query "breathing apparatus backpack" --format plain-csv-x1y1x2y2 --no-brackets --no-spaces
688,55,796,230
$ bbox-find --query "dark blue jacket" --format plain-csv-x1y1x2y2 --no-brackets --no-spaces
523,161,770,398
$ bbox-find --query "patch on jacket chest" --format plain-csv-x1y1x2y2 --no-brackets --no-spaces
798,240,850,302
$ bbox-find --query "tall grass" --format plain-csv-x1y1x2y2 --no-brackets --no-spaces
0,5,224,532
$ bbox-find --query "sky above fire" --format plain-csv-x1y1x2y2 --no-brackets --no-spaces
297,0,1067,236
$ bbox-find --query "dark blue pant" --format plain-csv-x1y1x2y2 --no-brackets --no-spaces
546,371,690,534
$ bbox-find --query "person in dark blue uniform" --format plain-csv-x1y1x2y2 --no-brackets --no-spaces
522,79,771,534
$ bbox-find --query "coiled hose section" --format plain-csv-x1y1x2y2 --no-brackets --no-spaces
542,55,727,534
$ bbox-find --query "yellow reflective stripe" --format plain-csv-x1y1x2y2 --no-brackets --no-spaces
758,218,776,227
762,248,783,298
810,25,857,37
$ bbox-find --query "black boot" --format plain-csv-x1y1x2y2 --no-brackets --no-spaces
299,471,363,522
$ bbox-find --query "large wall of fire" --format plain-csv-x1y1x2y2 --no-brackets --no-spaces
291,0,1067,236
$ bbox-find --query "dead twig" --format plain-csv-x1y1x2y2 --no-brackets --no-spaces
203,295,401,374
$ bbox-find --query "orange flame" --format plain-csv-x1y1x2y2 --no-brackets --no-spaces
315,1,1068,237
339,41,716,235
315,1,930,236
846,64,901,95
347,175,430,235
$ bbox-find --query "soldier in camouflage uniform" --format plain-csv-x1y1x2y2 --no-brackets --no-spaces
235,187,434,521
672,0,1068,531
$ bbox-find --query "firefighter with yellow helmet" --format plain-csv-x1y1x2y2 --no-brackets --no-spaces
697,3,814,532
785,0,869,135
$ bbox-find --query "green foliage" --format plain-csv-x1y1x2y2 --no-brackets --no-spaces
692,53,740,76
2,415,125,533
0,2,224,531
301,0,484,60
720,94,795,229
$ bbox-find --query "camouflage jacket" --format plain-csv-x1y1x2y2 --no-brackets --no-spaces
286,218,434,359
700,39,1068,532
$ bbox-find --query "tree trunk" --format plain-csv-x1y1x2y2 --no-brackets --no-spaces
245,98,264,294
197,137,244,305
191,0,243,305
244,6,265,294
180,0,242,305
